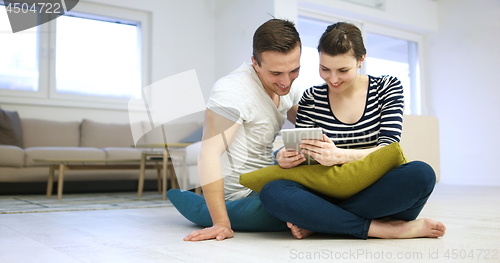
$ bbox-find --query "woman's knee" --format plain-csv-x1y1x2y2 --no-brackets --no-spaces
260,180,302,206
405,161,436,188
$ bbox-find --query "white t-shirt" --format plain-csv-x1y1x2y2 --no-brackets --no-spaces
206,63,303,201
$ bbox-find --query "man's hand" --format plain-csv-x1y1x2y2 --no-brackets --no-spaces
184,223,234,241
276,147,305,169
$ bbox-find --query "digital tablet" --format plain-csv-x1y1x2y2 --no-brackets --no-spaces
281,128,323,151
281,128,323,164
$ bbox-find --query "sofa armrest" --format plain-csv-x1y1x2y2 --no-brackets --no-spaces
400,115,440,181
0,145,25,167
185,141,201,166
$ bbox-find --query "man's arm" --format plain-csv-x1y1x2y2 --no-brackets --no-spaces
287,104,299,125
184,109,240,241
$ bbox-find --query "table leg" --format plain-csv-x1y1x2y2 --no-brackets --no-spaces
157,169,162,194
162,149,167,200
46,165,55,198
138,152,147,198
57,163,65,201
169,165,176,189
182,155,187,190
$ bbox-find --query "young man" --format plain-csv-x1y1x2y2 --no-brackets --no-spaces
167,18,303,241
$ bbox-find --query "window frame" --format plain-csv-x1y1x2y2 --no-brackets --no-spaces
363,23,424,115
0,6,49,100
298,7,425,115
0,1,151,111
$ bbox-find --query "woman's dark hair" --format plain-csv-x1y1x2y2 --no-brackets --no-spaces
317,22,366,61
253,19,301,66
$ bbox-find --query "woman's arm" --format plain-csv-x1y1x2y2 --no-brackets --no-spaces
295,87,317,129
377,76,404,146
300,134,381,166
300,76,405,166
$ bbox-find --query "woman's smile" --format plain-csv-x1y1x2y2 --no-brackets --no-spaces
330,81,343,88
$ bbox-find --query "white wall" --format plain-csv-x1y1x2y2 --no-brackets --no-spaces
1,0,216,123
213,0,298,80
298,0,438,33
213,0,274,79
426,0,500,185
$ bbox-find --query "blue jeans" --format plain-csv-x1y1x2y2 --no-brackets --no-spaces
259,161,436,239
167,189,288,231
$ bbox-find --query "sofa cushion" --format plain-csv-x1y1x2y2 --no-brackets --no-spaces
22,119,80,148
0,108,24,148
103,147,142,160
0,145,25,167
80,119,134,148
25,147,106,166
142,121,201,144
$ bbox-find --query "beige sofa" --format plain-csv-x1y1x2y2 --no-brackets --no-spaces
184,114,441,188
0,118,201,185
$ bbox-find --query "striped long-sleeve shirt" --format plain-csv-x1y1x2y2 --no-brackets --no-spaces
295,75,404,149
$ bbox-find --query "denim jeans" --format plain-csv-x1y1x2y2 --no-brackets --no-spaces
167,189,288,231
259,161,436,239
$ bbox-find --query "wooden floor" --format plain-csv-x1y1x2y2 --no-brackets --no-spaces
1,184,499,263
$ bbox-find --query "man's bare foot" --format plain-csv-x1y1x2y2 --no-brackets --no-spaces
368,218,446,239
287,222,315,239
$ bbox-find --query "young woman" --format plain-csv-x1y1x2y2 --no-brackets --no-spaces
259,22,446,240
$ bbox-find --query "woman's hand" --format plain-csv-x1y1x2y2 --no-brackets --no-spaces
300,134,341,166
276,147,305,169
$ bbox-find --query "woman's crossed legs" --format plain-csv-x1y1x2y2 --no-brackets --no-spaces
260,161,446,239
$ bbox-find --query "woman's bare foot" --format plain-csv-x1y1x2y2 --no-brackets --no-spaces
368,218,446,239
287,222,315,239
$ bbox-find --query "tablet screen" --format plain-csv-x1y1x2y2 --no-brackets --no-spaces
281,128,323,165
281,128,323,152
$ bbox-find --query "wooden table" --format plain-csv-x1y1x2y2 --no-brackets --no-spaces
34,158,167,201
135,143,190,200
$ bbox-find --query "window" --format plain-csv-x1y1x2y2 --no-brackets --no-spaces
296,13,423,114
0,2,150,109
0,10,39,92
294,16,330,90
363,25,423,115
54,15,141,99
365,33,419,114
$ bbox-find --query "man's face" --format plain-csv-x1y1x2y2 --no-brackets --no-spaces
252,46,301,97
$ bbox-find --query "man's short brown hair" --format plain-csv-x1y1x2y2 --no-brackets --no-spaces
252,19,301,66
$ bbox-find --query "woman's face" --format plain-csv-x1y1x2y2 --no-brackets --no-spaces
319,52,363,94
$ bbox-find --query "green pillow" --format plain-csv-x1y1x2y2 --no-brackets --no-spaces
239,142,407,199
